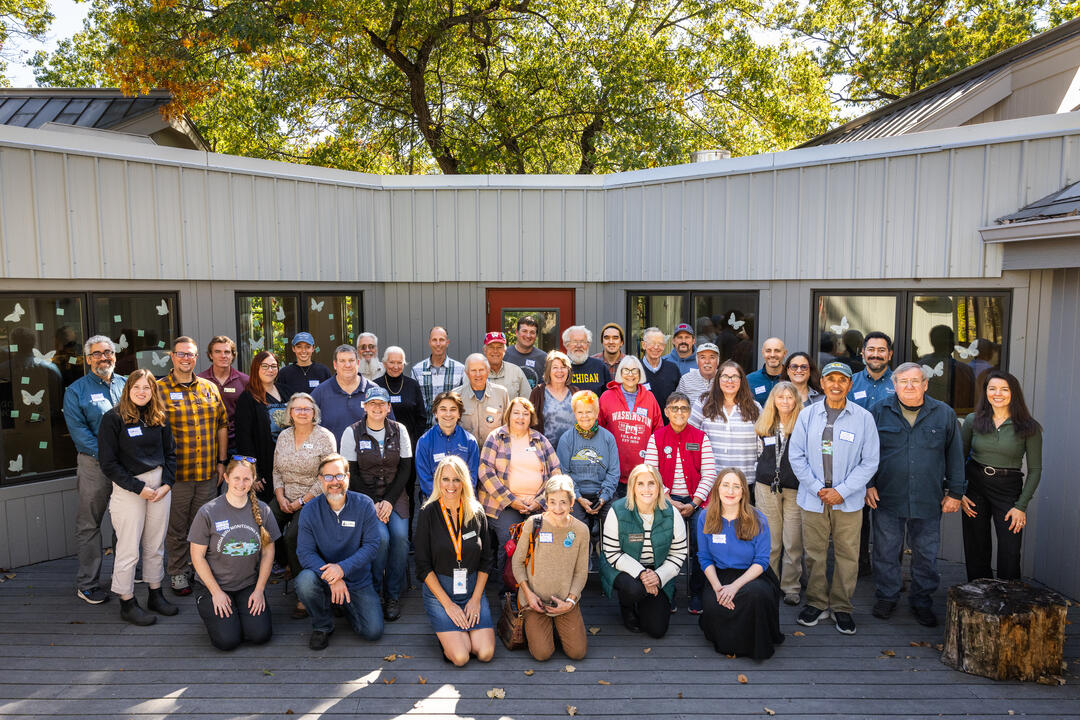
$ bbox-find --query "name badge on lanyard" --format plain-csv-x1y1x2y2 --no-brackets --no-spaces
453,567,468,596
441,501,467,594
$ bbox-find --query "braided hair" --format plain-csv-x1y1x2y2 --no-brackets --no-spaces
225,458,272,547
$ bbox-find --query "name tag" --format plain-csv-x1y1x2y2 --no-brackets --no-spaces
754,385,766,395
628,533,644,543
839,430,855,443
853,390,867,400
641,382,651,390
302,442,314,449
423,370,431,376
342,520,356,528
215,520,230,532
486,406,499,415
462,530,476,540
453,567,468,595
763,436,776,446
686,443,700,451
712,534,726,544
525,359,536,367
358,440,372,450
390,396,402,403
127,426,143,438
524,446,537,453
169,392,183,401
223,387,236,394
538,532,554,544
90,393,105,402
433,453,446,462
308,379,320,388
635,407,648,416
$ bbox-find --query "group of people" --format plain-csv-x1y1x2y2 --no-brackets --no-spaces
64,317,1041,663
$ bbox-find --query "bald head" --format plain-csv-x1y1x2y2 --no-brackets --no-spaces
761,337,786,373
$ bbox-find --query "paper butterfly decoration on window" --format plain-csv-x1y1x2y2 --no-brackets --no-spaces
3,303,24,323
250,336,265,351
310,298,325,312
8,454,22,473
32,348,56,362
830,316,849,335
151,352,170,367
116,333,129,352
954,340,979,360
21,389,44,405
156,299,169,316
922,361,944,378
727,313,745,331
274,307,285,321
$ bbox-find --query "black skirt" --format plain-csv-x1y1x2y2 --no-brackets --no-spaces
699,566,784,661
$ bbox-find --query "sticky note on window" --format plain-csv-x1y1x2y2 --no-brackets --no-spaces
56,308,64,316
38,441,48,449
31,413,40,422
8,344,16,352
329,335,335,341
68,357,77,365
158,341,165,348
34,323,43,331
113,315,122,323
20,376,29,385
137,330,145,337
9,410,18,418
328,314,334,320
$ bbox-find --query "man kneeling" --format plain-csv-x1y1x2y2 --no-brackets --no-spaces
295,454,385,650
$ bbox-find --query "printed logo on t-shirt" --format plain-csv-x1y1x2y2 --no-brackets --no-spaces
570,448,602,465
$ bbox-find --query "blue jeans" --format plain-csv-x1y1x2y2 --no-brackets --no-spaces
373,510,409,600
294,569,384,640
872,509,940,609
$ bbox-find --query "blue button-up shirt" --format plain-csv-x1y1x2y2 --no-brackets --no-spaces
664,349,697,375
62,371,126,457
789,399,879,513
746,366,782,405
848,368,895,409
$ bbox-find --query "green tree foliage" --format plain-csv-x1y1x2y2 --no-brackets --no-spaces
32,0,836,172
0,0,52,83
776,0,1080,105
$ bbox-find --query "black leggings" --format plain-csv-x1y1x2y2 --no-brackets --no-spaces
195,584,273,651
613,572,672,638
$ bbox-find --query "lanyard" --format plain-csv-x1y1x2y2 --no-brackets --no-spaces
440,501,464,567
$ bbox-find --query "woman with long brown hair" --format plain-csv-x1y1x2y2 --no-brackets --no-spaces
696,468,783,660
188,457,281,650
235,350,286,502
98,368,178,625
690,360,762,494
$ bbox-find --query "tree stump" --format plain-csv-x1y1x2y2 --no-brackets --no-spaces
941,579,1069,682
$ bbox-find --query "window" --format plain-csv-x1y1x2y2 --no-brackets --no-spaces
0,292,180,486
812,290,1010,414
236,293,362,371
628,291,759,372
499,309,561,352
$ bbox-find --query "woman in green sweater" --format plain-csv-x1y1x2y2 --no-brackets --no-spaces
960,371,1042,581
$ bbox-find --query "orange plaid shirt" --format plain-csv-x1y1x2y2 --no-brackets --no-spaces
158,374,228,483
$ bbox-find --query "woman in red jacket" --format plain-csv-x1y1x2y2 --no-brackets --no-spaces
599,356,662,498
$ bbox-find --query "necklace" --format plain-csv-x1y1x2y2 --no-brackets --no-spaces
384,374,404,394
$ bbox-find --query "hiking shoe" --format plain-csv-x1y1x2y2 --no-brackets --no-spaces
783,592,801,606
911,606,938,627
834,611,857,635
120,597,156,626
620,606,642,633
796,605,829,626
309,629,332,651
170,573,192,596
383,598,401,622
688,595,703,615
147,587,179,616
76,587,109,604
872,599,896,619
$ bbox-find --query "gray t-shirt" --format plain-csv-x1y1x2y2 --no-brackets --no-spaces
188,495,282,592
504,345,546,388
821,404,843,488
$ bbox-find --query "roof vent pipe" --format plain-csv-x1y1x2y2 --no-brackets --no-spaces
691,148,732,162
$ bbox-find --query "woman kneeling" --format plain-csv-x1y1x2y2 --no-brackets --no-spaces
512,475,590,661
599,464,687,637
697,468,784,660
415,456,496,666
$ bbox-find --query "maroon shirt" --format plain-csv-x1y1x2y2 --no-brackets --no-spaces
197,366,249,443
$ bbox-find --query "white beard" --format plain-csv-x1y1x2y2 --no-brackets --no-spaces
358,357,384,380
567,350,589,365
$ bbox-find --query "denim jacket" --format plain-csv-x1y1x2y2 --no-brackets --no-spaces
62,372,127,457
789,399,879,513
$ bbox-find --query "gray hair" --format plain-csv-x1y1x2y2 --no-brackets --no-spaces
894,361,927,380
614,354,646,379
464,353,490,370
283,392,322,426
357,332,378,346
544,474,577,503
642,327,667,345
333,344,359,361
83,335,115,356
382,345,406,364
562,325,592,345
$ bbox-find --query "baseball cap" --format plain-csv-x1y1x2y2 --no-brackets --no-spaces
363,386,391,403
291,332,315,346
484,331,507,346
821,361,853,379
673,323,695,337
697,342,720,355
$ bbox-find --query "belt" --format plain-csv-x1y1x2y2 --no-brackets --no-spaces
970,460,1021,477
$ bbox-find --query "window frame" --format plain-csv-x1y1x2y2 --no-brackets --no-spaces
233,290,365,369
625,289,761,366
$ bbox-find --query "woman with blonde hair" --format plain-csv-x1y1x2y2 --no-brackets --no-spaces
415,456,496,666
98,368,178,625
528,350,579,450
600,464,687,637
696,468,784,660
188,457,281,650
754,381,804,606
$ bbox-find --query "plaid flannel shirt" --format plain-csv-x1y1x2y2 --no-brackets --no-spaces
478,426,561,518
158,374,228,483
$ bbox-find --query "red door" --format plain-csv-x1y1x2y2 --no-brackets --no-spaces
485,288,575,353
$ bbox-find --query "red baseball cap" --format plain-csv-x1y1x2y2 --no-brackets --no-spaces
484,331,507,345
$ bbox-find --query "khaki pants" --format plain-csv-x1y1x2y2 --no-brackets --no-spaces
109,468,170,597
754,485,803,596
523,605,588,662
166,479,218,576
801,505,862,614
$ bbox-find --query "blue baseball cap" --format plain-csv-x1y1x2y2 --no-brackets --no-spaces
821,361,853,379
364,386,391,403
291,332,315,346
673,323,695,337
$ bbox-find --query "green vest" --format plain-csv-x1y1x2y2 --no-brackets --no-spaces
598,502,677,601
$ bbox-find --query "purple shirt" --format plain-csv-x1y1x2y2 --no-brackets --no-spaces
197,366,249,442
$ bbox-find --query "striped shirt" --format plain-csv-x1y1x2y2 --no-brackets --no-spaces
643,433,716,502
158,374,228,483
411,356,465,428
477,427,561,518
675,370,713,405
601,506,688,587
689,400,761,484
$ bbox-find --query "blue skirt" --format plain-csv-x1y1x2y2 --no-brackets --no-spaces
422,572,494,633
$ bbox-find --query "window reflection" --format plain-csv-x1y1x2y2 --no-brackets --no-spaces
93,295,178,377
500,309,560,352
816,295,897,372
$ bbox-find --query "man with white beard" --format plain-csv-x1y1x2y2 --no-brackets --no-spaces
357,333,385,381
563,325,610,396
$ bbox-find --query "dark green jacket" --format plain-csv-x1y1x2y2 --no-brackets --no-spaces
598,502,677,601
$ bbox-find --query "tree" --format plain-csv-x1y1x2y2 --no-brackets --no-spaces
33,0,836,172
776,0,1080,106
0,0,52,83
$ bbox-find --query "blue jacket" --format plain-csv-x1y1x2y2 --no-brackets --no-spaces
664,349,697,375
414,423,480,497
870,396,966,519
62,372,127,457
848,368,895,409
296,490,381,588
789,400,880,513
746,366,782,405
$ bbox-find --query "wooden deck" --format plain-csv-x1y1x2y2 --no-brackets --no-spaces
0,555,1077,719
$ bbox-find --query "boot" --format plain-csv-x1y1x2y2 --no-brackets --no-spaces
120,597,156,626
147,587,179,616
620,605,641,633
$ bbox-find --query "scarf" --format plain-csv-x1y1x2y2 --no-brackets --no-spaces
575,422,599,439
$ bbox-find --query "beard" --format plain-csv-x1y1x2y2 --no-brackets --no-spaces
92,361,116,379
357,357,383,378
325,489,346,502
567,350,589,364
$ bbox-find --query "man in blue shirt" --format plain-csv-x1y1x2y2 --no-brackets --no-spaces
62,335,126,604
664,323,698,375
868,363,965,628
295,454,384,650
310,345,380,446
746,337,787,405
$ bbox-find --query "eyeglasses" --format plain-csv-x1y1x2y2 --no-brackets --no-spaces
620,368,639,375
88,350,115,359
667,406,691,413
292,406,315,413
787,364,810,371
173,351,197,360
231,455,257,463
260,363,279,371
320,473,348,483
895,379,924,388
718,374,741,383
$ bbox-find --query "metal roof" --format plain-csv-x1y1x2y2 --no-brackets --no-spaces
997,182,1080,223
801,16,1080,147
0,89,173,130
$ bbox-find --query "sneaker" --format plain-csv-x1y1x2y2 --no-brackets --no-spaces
911,606,938,628
796,605,829,627
783,592,801,606
76,587,109,605
834,611,857,635
383,598,401,622
170,574,191,596
687,595,703,615
309,629,332,651
271,562,286,578
872,599,896,619
670,601,678,614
